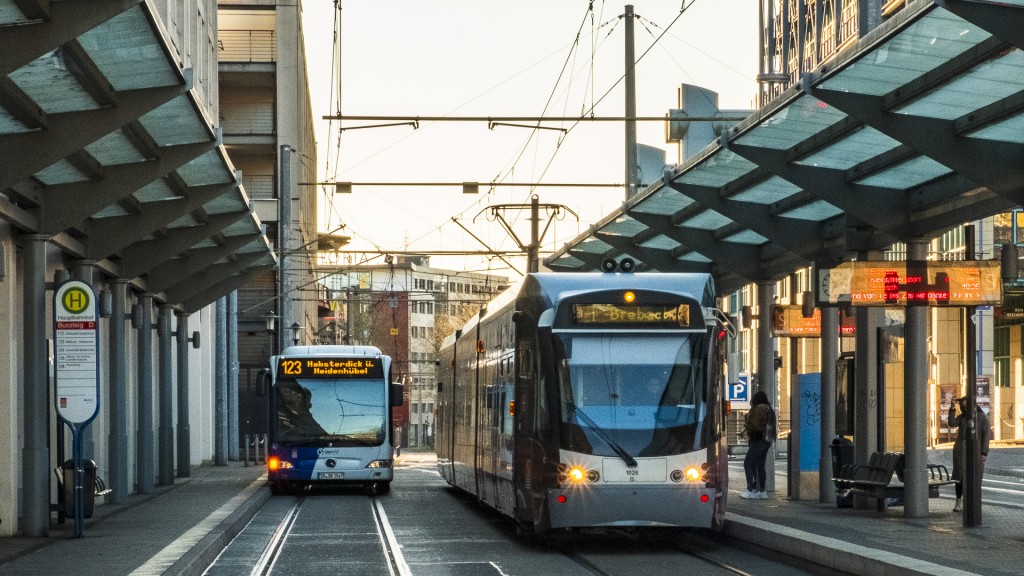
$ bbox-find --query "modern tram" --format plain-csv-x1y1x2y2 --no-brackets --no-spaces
436,271,730,534
260,345,403,495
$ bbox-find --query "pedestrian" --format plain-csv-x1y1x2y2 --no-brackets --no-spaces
948,396,992,512
741,390,775,499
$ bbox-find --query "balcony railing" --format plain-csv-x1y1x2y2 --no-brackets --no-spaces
218,29,276,63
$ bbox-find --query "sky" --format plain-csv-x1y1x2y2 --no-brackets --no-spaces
300,1,759,279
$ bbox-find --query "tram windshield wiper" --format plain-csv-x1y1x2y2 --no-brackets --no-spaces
565,401,637,468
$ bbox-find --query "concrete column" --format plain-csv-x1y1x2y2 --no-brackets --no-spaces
854,251,882,509
136,293,155,494
757,280,777,492
158,305,174,485
228,291,239,460
21,234,49,536
819,305,838,504
176,312,191,477
108,279,130,504
215,297,228,466
904,241,930,517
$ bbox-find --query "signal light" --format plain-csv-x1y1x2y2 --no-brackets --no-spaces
268,456,280,471
624,291,636,303
700,494,709,503
557,495,568,504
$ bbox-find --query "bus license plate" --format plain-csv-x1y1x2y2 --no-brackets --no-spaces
319,472,345,480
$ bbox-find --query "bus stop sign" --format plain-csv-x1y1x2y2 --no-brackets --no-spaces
54,280,100,425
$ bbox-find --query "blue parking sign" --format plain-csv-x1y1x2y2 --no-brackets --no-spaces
728,373,750,405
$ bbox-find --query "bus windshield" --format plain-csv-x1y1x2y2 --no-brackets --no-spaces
556,333,708,457
274,379,386,446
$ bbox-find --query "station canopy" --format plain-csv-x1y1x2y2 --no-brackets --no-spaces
546,0,1024,296
0,0,275,312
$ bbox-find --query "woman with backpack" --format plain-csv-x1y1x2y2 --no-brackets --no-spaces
742,390,775,499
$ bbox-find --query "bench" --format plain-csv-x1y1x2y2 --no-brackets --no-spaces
833,451,957,505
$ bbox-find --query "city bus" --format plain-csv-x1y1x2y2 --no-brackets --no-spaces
260,345,403,495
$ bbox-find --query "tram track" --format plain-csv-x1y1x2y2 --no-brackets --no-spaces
249,494,304,576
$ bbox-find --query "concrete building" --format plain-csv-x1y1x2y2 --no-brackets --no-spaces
321,257,508,448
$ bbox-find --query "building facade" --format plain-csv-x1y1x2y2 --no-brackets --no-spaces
321,257,508,448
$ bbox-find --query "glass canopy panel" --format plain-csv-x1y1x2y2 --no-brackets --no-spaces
795,127,901,169
818,10,992,96
722,230,769,245
77,6,180,90
779,200,844,221
133,179,178,203
854,155,953,189
631,187,694,215
34,159,90,185
638,234,681,251
9,51,101,113
676,150,758,189
729,176,802,204
203,194,247,215
733,95,847,150
675,252,712,264
178,150,233,187
966,112,1024,144
598,215,648,237
677,209,733,231
549,255,586,268
220,219,258,238
139,97,210,146
574,237,613,254
236,238,267,254
0,2,31,23
190,238,219,249
91,203,132,219
0,106,33,135
85,130,149,165
166,213,203,229
894,49,1024,119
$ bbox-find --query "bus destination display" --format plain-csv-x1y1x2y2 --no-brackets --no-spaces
572,303,692,327
277,357,384,379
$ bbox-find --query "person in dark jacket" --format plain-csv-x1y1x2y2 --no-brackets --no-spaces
948,396,992,512
741,390,775,499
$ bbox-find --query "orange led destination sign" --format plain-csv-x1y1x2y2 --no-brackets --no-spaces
819,261,1002,307
771,305,856,338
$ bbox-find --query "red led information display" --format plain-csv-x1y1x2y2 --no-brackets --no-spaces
820,261,1002,307
771,305,856,337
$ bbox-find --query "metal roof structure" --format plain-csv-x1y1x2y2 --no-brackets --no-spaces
546,0,1024,295
0,0,275,312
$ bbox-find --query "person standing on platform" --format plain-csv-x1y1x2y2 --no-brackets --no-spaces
741,390,775,499
949,396,992,512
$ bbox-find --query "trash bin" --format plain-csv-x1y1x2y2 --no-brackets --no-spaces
830,437,855,508
62,459,96,519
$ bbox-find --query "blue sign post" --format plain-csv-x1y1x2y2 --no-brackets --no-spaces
729,372,751,408
54,280,100,538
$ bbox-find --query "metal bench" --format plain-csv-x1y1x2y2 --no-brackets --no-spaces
833,452,956,505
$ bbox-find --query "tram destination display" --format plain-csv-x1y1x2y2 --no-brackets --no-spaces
572,302,693,327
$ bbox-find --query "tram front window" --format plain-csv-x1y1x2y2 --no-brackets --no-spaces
275,379,386,446
557,334,707,457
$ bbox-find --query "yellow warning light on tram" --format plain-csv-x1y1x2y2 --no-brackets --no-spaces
623,291,636,303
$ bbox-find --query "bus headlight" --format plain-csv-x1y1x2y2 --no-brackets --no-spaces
365,459,393,469
268,456,293,471
684,466,703,482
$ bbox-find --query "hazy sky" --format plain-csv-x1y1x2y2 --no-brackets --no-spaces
301,1,759,277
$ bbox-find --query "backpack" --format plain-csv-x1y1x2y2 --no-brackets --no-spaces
764,406,776,441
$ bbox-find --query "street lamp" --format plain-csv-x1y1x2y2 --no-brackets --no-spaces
290,322,301,346
263,311,278,356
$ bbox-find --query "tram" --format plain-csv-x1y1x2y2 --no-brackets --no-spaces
436,271,730,534
260,345,403,495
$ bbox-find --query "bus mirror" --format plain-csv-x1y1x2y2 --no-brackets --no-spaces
390,383,404,407
256,368,270,397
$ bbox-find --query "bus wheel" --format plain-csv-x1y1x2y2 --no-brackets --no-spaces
369,481,391,495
